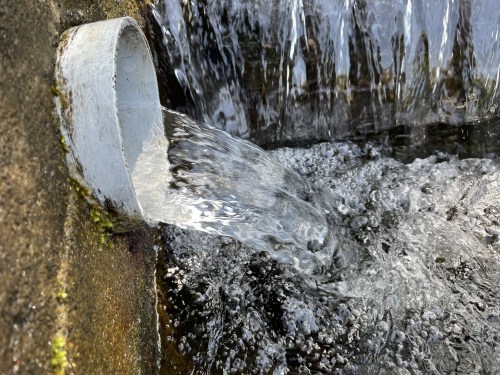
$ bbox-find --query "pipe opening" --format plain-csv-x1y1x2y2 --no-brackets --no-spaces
56,17,163,225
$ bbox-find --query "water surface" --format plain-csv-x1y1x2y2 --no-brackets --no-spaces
157,138,500,373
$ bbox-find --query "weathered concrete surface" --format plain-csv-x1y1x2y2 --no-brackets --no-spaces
0,0,159,373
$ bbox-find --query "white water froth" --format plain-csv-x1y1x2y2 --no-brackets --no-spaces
158,140,500,373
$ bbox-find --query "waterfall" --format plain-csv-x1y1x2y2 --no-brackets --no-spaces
149,0,500,144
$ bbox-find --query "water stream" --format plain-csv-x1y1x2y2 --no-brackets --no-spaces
141,1,500,373
133,108,331,270
131,108,500,373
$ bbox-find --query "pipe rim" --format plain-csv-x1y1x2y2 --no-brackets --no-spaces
55,17,163,227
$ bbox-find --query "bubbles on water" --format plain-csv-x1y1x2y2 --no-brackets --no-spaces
158,140,500,373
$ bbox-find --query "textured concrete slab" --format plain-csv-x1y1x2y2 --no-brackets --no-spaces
0,1,160,373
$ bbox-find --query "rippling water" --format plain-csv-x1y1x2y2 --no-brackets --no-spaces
157,140,500,374
144,1,500,372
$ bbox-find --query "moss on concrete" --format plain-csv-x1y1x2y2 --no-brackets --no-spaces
51,335,69,374
0,0,159,373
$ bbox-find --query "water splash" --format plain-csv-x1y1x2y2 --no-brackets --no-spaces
144,2,500,372
158,141,500,373
132,108,329,260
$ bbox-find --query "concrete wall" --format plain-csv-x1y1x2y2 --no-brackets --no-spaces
0,1,160,373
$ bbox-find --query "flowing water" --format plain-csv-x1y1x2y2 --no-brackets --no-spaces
149,0,500,144
158,142,500,374
133,110,500,374
141,1,500,373
133,109,330,267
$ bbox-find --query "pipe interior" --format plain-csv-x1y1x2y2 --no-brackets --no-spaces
115,23,162,177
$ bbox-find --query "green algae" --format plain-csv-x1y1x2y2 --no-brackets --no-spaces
51,336,68,375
